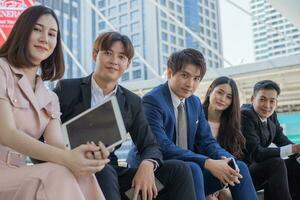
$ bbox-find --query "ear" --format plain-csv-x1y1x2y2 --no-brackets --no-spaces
251,95,254,103
166,68,173,79
92,51,98,62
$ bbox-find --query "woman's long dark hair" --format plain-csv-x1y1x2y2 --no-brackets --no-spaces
203,76,245,159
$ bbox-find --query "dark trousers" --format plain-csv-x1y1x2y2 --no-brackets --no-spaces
95,160,196,200
249,157,300,200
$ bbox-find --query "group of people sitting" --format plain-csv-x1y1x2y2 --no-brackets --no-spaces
0,5,299,200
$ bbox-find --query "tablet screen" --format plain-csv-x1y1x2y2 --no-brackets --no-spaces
65,100,122,149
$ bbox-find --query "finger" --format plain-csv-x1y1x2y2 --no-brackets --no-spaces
99,141,110,159
93,150,101,160
78,144,100,152
148,185,154,200
142,186,148,200
85,151,94,159
85,158,110,167
152,183,158,198
133,186,140,200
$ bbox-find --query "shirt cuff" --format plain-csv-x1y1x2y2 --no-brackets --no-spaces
145,159,159,171
280,144,293,158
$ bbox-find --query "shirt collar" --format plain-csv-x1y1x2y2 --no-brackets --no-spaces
91,75,118,98
168,81,185,109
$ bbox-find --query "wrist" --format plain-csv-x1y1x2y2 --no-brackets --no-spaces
204,158,213,170
141,160,155,170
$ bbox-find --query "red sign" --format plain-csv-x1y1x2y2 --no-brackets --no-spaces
0,0,35,46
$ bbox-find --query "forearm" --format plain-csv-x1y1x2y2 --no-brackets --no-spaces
1,128,67,166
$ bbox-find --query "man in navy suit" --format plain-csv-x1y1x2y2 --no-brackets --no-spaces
128,49,257,200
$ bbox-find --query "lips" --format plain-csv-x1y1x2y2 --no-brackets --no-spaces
34,45,48,51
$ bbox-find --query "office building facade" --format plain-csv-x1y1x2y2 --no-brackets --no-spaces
251,0,300,61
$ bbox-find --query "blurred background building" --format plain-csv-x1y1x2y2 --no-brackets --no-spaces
250,0,300,61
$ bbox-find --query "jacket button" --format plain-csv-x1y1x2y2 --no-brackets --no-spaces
13,99,17,103
51,113,55,118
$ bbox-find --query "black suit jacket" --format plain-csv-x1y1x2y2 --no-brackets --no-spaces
53,74,163,171
241,104,293,164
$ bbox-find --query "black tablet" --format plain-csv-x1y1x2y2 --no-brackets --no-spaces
61,96,127,150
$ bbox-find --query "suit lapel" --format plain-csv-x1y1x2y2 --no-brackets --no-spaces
162,83,176,126
267,118,276,142
185,98,196,149
80,75,92,110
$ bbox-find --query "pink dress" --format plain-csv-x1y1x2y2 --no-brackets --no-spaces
0,58,105,200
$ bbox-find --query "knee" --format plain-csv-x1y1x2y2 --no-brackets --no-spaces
95,164,118,182
163,160,192,177
187,161,203,179
267,157,286,171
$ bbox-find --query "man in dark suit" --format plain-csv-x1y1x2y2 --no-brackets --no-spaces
241,80,300,200
128,49,257,200
53,32,196,200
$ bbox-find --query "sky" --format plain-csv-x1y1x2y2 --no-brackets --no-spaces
219,0,255,67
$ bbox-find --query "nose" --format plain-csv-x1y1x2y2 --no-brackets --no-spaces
185,77,194,87
39,31,48,44
109,54,119,65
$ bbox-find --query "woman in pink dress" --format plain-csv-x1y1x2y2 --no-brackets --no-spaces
203,77,246,200
0,5,108,200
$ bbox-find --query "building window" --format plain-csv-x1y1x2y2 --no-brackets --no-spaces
161,20,167,29
169,1,175,10
177,5,182,12
98,21,105,30
120,14,128,24
160,0,166,6
178,38,184,46
130,0,138,8
170,24,176,32
162,32,168,41
178,27,183,35
98,0,105,7
161,11,167,18
122,72,129,81
162,44,168,53
120,25,129,34
119,3,128,12
163,56,168,65
108,6,117,16
132,33,140,44
131,10,139,20
133,70,141,79
131,22,139,32
132,58,140,67
170,35,176,44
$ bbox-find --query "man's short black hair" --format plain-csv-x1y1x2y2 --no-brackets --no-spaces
167,48,206,81
253,80,281,96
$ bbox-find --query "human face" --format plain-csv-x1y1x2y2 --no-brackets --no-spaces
27,14,58,65
251,89,278,119
93,41,130,84
209,84,232,112
167,64,201,99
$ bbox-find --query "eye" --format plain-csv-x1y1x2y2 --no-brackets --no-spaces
181,73,188,79
226,95,232,100
48,32,57,37
103,51,112,55
119,54,127,60
33,27,42,32
194,77,201,81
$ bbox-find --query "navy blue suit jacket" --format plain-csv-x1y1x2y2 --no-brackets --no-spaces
142,82,231,168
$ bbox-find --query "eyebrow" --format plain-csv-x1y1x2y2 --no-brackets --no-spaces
218,88,232,96
181,70,201,78
35,23,58,32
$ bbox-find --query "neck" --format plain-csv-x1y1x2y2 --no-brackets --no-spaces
92,74,116,96
207,105,222,123
23,67,38,90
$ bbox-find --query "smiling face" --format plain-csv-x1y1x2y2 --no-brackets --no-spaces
209,83,233,112
251,89,278,119
27,14,58,65
167,64,201,99
93,41,130,84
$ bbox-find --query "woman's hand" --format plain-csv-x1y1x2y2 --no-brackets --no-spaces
64,143,110,177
